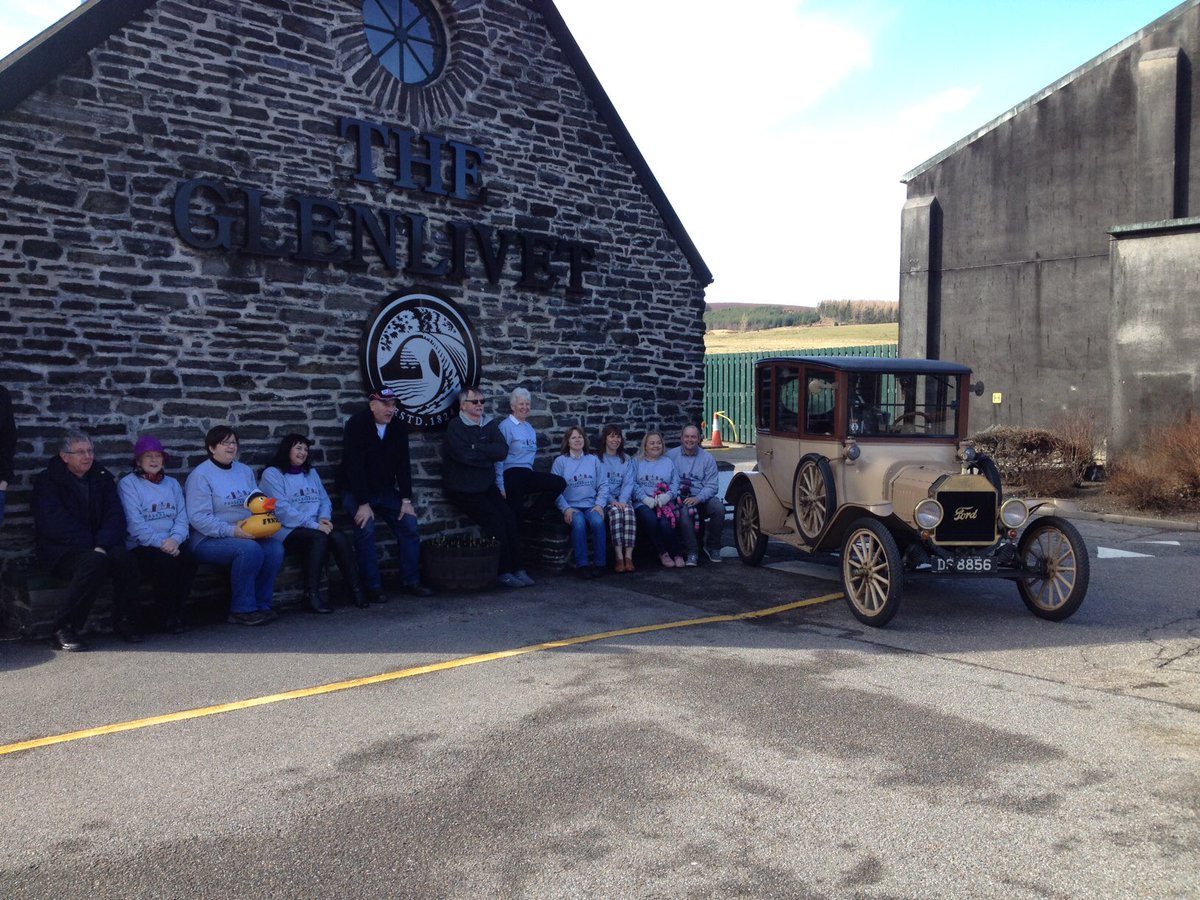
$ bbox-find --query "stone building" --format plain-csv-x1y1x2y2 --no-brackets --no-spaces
0,0,711,627
899,0,1199,452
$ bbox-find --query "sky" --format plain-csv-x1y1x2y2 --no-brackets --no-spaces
0,0,1185,306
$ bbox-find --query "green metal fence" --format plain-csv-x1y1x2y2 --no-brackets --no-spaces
704,344,897,445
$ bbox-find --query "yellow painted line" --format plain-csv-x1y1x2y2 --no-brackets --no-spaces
0,592,842,758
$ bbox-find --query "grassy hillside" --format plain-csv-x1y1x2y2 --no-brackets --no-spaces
705,322,899,354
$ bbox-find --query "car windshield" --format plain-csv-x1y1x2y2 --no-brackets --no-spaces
847,371,960,438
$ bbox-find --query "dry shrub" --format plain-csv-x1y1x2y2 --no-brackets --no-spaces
1108,420,1200,510
971,412,1097,496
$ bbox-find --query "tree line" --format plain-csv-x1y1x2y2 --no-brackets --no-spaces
704,301,898,331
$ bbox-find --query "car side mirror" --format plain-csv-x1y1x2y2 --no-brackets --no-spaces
972,381,985,397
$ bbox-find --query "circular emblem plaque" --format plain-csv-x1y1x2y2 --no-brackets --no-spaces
361,291,482,427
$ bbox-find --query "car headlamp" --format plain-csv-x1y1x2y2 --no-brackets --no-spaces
914,498,943,529
1000,498,1029,528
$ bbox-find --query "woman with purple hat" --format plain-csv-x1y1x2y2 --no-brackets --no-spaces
117,435,198,633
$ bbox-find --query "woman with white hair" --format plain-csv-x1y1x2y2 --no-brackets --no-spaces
495,386,566,523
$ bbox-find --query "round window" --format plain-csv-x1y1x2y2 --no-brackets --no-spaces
362,0,447,86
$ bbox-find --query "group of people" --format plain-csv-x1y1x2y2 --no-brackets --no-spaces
444,386,725,584
3,383,724,652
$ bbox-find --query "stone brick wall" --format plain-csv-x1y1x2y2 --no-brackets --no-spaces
0,0,708,626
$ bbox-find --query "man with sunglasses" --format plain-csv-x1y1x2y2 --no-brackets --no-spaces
32,429,141,650
442,386,533,589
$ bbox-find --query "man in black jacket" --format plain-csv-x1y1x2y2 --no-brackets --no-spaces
0,384,14,529
443,386,531,589
32,429,141,650
336,388,432,601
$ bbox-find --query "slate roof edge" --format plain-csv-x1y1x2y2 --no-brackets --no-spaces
535,0,714,287
0,0,157,114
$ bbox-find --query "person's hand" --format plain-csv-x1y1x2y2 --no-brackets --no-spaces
354,503,374,528
0,480,7,491
94,546,107,554
400,499,416,520
160,537,180,556
233,526,254,539
563,508,575,524
592,506,603,516
684,497,699,507
499,489,506,499
318,518,334,534
612,501,627,510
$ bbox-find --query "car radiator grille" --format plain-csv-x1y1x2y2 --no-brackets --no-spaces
933,490,998,545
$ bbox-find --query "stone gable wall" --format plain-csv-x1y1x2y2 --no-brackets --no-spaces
0,0,707,601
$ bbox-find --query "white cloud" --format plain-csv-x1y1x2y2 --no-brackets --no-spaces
0,3,79,59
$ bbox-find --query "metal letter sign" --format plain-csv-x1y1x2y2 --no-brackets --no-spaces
360,290,482,427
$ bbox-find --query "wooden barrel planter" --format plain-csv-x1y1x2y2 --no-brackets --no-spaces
421,538,500,592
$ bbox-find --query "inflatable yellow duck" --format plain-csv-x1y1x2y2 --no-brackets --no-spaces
238,491,282,538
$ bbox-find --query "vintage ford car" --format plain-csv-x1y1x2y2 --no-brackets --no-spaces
725,356,1089,626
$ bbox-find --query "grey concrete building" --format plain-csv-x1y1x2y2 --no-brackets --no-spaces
0,0,711,631
899,0,1199,452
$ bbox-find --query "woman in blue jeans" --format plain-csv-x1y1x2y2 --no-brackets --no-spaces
551,426,609,579
184,425,284,626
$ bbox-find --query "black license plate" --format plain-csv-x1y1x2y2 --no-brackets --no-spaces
933,555,994,574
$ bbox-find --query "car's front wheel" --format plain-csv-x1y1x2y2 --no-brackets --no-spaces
1016,517,1089,620
732,485,768,566
840,518,903,627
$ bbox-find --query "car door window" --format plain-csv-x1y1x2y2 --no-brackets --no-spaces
805,370,836,435
774,366,800,434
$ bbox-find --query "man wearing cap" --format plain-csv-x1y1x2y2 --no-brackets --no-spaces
667,424,725,566
336,387,432,601
32,428,142,651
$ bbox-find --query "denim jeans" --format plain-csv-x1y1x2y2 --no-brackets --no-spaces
677,497,726,554
191,536,285,614
342,492,420,589
634,503,682,556
566,506,606,568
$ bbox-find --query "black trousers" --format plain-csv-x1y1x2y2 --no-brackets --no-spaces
445,485,523,574
282,527,360,598
502,467,566,523
130,544,198,625
51,546,140,631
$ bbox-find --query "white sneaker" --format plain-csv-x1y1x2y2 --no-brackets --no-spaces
498,573,525,589
685,553,698,567
514,569,536,586
702,547,723,564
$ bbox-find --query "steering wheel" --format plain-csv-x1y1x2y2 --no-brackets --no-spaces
891,410,931,433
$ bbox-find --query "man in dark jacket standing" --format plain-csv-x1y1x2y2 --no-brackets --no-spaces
0,384,14,529
442,386,532,589
336,387,432,602
32,429,141,651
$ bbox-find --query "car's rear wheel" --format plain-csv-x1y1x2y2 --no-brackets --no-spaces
733,485,768,566
793,455,835,544
841,518,903,627
1016,517,1089,620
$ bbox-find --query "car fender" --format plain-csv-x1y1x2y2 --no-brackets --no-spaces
812,502,910,552
726,471,789,534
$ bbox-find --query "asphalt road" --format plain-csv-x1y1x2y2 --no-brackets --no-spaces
1,516,1197,899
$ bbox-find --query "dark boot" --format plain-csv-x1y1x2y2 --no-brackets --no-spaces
329,530,368,608
301,533,332,613
305,591,333,614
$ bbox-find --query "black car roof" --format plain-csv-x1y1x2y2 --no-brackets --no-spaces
756,356,973,375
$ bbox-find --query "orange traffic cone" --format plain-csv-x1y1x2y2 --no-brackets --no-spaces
710,413,723,449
